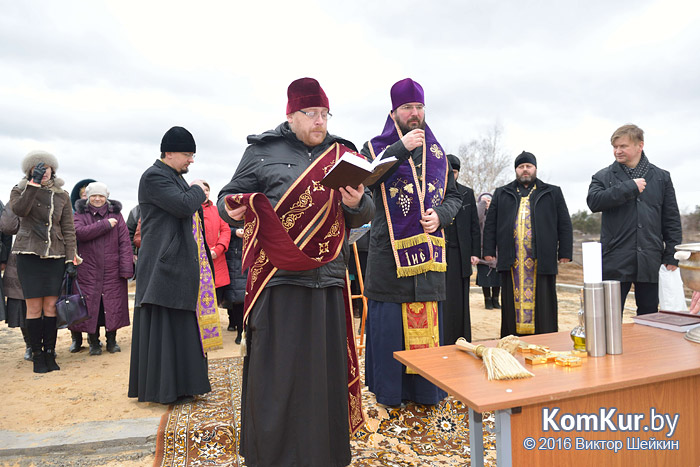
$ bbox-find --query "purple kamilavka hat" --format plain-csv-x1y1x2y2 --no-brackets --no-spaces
390,78,425,110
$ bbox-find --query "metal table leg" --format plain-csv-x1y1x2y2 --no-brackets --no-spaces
468,407,484,467
494,409,512,467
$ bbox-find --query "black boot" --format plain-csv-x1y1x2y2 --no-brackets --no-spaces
21,327,32,361
227,308,236,331
232,304,243,342
88,333,102,356
492,287,501,309
43,316,60,371
106,330,121,353
27,318,48,374
69,331,83,353
482,288,493,309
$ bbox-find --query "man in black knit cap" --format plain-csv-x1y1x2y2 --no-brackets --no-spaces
483,151,573,337
128,126,220,405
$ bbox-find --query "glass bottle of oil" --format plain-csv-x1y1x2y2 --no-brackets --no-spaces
570,290,586,351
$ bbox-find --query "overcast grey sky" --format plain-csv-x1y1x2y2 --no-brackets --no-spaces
1,0,699,218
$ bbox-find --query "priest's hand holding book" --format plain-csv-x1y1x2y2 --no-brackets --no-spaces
339,184,363,209
320,150,398,190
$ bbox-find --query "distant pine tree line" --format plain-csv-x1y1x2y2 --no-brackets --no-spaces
571,206,700,235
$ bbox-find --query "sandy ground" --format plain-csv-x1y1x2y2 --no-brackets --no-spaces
1,262,643,466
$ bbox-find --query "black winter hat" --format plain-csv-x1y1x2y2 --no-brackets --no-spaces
160,126,196,153
514,151,537,168
70,178,96,212
447,154,461,171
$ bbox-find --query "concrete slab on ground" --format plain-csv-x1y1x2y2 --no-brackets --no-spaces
0,417,161,457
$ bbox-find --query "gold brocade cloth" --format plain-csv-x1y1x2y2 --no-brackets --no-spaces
512,188,537,335
402,301,440,374
192,212,224,355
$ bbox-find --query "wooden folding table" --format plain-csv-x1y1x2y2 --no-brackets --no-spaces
394,324,700,466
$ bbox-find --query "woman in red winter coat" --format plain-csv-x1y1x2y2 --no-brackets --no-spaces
198,181,231,307
71,182,133,355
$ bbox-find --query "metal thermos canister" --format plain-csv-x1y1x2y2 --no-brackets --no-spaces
603,280,623,354
584,283,606,357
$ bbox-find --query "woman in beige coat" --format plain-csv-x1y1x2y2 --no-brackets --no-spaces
10,151,78,374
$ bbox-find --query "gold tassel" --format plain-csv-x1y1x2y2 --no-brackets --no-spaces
393,233,431,250
428,234,445,247
395,261,446,277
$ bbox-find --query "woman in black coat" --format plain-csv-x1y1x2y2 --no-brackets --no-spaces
0,200,30,361
475,192,500,309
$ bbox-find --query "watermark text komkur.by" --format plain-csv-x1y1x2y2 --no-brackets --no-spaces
541,407,679,437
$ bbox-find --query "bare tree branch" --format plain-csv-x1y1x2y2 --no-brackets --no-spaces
454,123,511,196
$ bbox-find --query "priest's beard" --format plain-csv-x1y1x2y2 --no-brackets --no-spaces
396,118,426,136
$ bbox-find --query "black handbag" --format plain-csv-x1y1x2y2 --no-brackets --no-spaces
55,273,89,329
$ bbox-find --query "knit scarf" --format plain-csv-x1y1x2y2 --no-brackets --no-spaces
621,151,650,179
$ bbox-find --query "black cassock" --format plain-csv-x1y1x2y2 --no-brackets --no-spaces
240,284,351,467
128,304,210,404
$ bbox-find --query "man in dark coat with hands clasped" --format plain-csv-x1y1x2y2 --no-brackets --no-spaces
587,124,682,315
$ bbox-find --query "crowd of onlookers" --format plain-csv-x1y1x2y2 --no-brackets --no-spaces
0,151,247,374
0,152,504,376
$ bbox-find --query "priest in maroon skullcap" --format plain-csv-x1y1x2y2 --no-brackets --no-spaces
360,78,461,407
217,78,374,466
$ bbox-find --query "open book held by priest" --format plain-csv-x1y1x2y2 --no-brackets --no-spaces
320,151,398,190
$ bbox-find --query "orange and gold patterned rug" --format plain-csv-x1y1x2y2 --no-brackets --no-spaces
154,358,243,466
155,357,497,466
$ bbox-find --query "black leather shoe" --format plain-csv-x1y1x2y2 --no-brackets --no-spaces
106,331,121,353
492,297,501,309
24,346,33,361
88,333,102,356
485,299,493,310
69,339,83,353
69,331,83,353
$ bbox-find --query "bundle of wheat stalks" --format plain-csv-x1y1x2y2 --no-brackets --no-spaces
455,336,534,381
